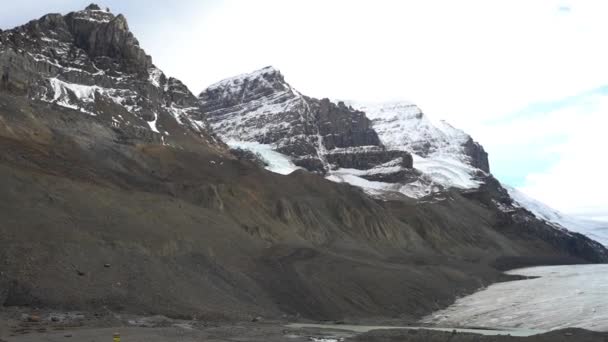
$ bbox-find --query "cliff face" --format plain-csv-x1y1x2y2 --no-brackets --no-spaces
198,66,413,177
463,136,490,172
0,4,222,151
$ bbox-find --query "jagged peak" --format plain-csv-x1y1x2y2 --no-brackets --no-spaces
70,3,114,24
85,4,102,11
201,66,286,96
83,3,112,13
0,3,153,75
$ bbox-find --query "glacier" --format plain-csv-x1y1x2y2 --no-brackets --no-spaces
422,264,608,332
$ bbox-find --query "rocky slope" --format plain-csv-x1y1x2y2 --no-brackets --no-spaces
0,4,606,323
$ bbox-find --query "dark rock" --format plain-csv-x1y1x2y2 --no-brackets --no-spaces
85,4,101,11
231,148,268,168
325,148,412,170
293,157,326,173
315,98,381,150
361,168,421,183
463,136,490,173
64,11,152,73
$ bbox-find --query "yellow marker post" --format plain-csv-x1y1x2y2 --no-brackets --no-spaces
113,332,121,342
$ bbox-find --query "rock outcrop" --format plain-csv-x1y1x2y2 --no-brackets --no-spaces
463,136,490,172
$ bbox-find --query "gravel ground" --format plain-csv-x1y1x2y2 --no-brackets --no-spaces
1,309,606,342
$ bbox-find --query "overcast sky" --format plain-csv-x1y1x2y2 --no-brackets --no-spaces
2,0,607,222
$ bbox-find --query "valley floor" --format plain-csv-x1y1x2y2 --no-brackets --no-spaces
1,315,607,342
423,264,608,331
3,265,608,341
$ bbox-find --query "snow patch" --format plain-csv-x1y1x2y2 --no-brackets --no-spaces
148,68,163,88
411,153,483,190
48,77,98,115
146,112,160,133
226,140,301,175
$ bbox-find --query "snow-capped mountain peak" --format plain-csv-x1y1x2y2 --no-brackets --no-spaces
199,67,414,179
336,101,489,197
203,66,293,100
199,66,315,155
199,69,605,251
351,101,483,165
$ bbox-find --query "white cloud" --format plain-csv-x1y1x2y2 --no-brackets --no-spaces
138,0,608,126
517,93,608,221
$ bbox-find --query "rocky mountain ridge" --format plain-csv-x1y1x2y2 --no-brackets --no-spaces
199,66,415,181
0,3,223,151
198,67,491,199
200,67,606,245
0,3,606,323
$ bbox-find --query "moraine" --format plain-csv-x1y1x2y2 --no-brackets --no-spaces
422,264,608,332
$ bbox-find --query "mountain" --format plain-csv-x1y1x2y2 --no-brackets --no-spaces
335,101,490,198
199,66,417,187
353,101,608,246
356,101,489,173
198,68,493,199
199,65,608,254
0,4,606,323
198,70,475,193
0,3,221,150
